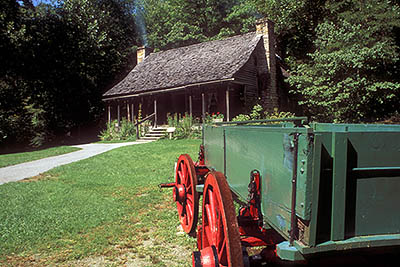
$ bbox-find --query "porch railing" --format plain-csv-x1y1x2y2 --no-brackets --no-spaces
134,112,155,139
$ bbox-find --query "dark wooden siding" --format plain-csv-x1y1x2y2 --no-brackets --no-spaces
233,39,268,103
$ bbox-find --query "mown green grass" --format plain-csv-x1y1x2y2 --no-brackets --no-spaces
0,139,201,266
0,146,81,168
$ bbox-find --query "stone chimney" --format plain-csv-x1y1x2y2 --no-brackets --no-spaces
256,18,278,111
137,46,152,64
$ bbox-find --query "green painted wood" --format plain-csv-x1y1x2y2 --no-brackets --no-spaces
331,132,348,241
295,234,400,255
204,125,313,241
313,123,400,132
203,125,225,172
202,122,400,259
309,134,322,247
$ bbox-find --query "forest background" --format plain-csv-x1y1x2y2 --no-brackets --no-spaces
1,0,399,148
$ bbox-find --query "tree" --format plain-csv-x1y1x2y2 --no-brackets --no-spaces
254,0,326,58
287,0,400,122
142,0,258,50
0,0,32,145
0,0,138,147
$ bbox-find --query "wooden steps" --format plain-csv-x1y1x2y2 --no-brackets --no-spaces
140,127,167,141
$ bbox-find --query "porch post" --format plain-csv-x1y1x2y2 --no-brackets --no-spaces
154,97,157,127
202,93,205,122
189,95,193,117
131,102,135,123
226,87,230,122
117,104,120,127
108,105,111,124
127,102,131,122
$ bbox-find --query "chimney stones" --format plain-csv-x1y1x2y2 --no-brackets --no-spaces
137,46,152,64
256,18,279,112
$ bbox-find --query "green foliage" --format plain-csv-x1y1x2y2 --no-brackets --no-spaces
233,104,295,122
254,0,326,58
203,112,225,124
256,0,400,122
211,112,224,120
143,0,258,50
0,0,137,147
264,109,296,121
166,113,201,139
232,104,263,121
99,119,136,141
287,0,400,122
23,98,49,147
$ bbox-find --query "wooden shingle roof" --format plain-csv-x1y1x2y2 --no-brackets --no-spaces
103,32,262,99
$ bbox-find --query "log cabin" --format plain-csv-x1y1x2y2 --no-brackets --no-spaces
102,19,289,126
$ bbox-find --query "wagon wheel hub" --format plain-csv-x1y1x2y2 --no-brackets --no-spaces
173,184,187,203
192,246,219,267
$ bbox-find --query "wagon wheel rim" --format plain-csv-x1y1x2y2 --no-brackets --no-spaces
200,171,244,267
175,154,199,234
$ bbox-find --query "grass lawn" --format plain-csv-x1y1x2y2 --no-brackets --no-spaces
0,146,81,168
0,139,201,266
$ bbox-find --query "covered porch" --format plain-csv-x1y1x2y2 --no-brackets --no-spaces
104,79,247,128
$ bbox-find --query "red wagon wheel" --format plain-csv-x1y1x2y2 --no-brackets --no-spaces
174,154,199,235
193,171,244,267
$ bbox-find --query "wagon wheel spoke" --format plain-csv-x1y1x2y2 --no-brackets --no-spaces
176,201,183,216
186,201,193,218
218,238,227,263
186,194,194,204
186,183,192,191
181,162,187,183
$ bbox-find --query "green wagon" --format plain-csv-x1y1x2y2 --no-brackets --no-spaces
161,119,400,266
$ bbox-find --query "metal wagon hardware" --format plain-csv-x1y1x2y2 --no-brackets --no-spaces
160,118,400,266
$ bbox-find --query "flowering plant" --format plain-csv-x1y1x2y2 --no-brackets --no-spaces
211,112,224,119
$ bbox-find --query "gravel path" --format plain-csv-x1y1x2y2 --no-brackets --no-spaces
0,140,153,185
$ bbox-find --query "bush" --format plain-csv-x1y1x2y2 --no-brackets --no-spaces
203,112,224,124
232,105,295,124
166,113,201,139
99,119,136,141
24,101,50,147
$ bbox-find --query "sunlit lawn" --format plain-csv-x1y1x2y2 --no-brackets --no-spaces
0,146,81,168
0,139,201,266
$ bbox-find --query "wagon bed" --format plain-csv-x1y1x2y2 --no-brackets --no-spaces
203,121,400,261
161,119,400,266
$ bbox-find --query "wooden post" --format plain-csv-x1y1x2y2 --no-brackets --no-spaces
154,98,157,127
131,103,135,123
185,92,188,114
202,93,205,122
117,104,120,127
189,95,193,117
127,102,131,122
226,87,230,122
108,105,111,124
